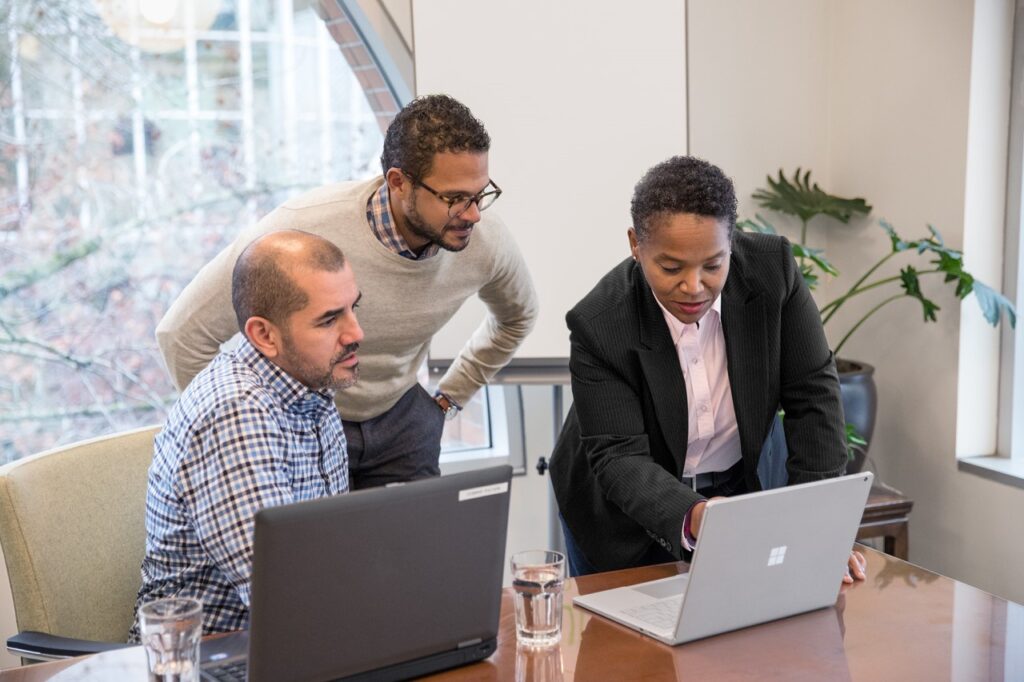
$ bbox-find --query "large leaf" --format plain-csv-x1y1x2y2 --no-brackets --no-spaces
753,169,872,224
972,280,1018,328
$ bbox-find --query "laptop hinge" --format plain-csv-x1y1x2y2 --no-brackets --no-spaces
457,638,482,649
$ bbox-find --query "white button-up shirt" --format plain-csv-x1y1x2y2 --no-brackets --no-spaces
657,296,743,551
657,296,742,477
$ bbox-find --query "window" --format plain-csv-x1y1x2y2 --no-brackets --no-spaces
437,385,526,475
0,0,383,462
957,0,1024,486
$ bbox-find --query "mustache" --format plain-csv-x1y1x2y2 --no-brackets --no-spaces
333,342,360,364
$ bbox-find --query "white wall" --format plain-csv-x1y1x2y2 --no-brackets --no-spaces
413,0,688,361
827,0,1024,605
689,0,1024,604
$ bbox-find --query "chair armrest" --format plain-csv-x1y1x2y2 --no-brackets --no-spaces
6,630,132,661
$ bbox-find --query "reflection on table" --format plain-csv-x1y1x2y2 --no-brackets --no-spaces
2,547,1020,681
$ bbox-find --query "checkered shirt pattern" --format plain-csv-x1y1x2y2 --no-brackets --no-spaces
129,338,349,641
366,183,440,259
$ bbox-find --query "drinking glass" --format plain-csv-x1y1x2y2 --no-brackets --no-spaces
511,550,566,647
139,597,202,682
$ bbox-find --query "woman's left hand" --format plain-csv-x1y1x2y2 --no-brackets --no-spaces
843,549,867,584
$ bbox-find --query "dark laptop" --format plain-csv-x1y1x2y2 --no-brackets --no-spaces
199,465,513,682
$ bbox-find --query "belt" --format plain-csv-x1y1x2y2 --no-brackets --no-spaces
681,460,744,493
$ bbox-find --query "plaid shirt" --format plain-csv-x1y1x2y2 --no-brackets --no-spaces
130,339,348,640
367,183,440,259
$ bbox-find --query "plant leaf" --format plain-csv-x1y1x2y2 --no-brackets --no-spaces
845,423,867,461
753,168,872,224
736,215,778,234
971,280,1018,328
879,219,915,253
791,242,839,277
899,265,940,322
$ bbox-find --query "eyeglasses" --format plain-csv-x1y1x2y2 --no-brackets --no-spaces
402,171,502,218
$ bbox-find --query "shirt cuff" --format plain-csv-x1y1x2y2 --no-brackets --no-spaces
681,501,701,551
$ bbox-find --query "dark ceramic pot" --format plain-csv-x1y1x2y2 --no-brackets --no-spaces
837,359,877,474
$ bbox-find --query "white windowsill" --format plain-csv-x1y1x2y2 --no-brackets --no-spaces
958,456,1024,490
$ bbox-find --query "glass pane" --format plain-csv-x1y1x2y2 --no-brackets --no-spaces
1,0,387,463
292,4,321,39
211,0,239,31
141,51,188,111
197,39,242,112
20,39,74,111
292,47,319,115
249,0,278,32
440,389,493,453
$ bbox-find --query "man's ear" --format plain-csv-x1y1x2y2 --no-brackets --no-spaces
244,316,283,358
627,227,639,260
385,167,407,194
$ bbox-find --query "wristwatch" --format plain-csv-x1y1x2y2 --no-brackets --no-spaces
434,392,461,421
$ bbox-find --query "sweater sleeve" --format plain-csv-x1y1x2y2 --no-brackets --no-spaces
436,218,539,405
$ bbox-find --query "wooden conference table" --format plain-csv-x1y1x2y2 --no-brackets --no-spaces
2,547,1017,681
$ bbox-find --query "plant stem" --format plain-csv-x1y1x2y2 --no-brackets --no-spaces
801,218,808,248
821,252,896,325
834,294,904,354
820,267,945,323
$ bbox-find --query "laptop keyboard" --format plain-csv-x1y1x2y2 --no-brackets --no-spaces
622,595,684,631
200,661,247,682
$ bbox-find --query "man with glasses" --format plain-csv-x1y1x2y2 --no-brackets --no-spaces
157,94,537,489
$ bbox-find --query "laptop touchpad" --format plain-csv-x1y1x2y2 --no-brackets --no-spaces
633,576,687,600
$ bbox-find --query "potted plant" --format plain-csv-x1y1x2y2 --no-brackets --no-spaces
741,170,1017,472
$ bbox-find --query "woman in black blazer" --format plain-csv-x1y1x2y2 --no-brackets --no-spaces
549,156,865,580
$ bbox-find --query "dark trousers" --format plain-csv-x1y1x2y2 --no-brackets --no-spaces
343,384,445,490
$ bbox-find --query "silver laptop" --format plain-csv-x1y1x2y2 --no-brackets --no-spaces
199,465,513,682
573,472,873,645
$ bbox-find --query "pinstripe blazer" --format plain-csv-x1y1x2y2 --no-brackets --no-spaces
549,231,847,572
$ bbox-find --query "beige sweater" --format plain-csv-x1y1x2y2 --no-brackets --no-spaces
156,177,538,422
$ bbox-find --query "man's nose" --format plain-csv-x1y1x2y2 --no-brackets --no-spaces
342,317,364,346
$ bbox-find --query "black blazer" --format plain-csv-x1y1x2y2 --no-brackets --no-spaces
549,231,847,572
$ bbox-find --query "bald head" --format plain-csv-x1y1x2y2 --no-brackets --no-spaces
231,230,347,335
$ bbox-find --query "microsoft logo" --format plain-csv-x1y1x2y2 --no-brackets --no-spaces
767,546,787,567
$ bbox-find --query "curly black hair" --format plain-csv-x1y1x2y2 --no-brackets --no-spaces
380,94,490,179
630,156,737,242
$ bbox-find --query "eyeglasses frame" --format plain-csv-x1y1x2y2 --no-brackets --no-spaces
401,171,503,218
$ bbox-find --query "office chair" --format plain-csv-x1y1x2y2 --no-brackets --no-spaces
0,425,160,661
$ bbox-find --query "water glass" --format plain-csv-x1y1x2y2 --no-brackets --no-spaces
139,597,202,682
511,550,565,647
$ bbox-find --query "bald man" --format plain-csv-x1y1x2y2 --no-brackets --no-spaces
130,230,364,639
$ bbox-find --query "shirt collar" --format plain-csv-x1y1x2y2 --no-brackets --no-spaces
366,183,441,260
234,338,336,417
656,295,723,347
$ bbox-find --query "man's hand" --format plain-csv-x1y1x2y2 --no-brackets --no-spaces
843,549,867,584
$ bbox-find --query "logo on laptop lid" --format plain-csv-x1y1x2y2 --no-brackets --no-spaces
767,545,787,567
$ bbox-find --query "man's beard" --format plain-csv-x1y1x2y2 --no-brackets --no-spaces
283,342,360,390
405,203,473,253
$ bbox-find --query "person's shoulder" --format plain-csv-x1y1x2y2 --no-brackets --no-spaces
280,176,382,211
732,229,791,257
729,230,797,296
257,177,383,230
570,258,636,325
172,353,280,435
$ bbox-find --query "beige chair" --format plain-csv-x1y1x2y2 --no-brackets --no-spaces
0,425,160,659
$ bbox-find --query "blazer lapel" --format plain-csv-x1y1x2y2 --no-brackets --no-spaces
721,265,768,461
634,269,688,474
